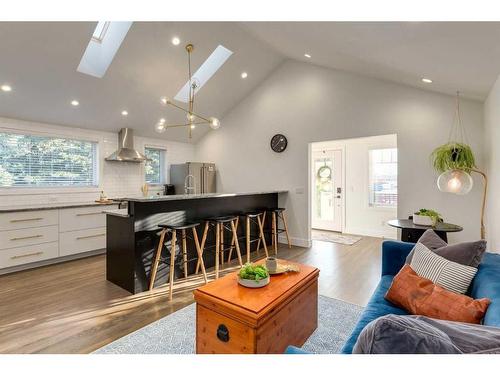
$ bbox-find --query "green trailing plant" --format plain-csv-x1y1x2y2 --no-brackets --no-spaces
430,142,476,173
414,208,443,225
238,263,269,282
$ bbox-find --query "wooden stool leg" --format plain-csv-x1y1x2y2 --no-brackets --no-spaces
281,211,291,249
195,222,209,274
149,228,167,291
256,212,266,252
228,217,239,262
181,229,188,279
246,216,251,263
192,227,208,284
257,214,269,258
215,222,220,279
230,219,243,267
168,230,177,301
272,212,278,255
220,223,225,265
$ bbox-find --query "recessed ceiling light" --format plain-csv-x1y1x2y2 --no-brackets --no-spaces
172,37,180,46
71,100,79,106
121,110,128,116
241,72,248,79
304,53,311,58
422,78,433,83
1,84,12,92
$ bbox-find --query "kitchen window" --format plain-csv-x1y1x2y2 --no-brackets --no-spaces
368,148,398,208
145,147,165,185
0,131,98,188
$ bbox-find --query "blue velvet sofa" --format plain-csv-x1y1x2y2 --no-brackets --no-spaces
287,240,500,354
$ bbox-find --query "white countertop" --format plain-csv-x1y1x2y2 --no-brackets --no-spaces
123,190,288,203
0,201,118,213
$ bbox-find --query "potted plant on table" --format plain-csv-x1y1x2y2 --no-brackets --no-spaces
413,208,443,227
238,263,270,288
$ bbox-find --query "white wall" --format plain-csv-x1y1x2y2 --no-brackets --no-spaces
312,134,398,239
196,60,484,246
0,117,195,207
484,76,500,253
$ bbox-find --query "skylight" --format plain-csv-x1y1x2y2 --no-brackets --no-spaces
77,21,132,78
91,21,110,43
174,45,233,103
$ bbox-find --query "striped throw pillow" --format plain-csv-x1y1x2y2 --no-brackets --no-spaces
410,242,478,294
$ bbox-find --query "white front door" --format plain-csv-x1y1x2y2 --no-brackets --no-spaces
311,149,343,232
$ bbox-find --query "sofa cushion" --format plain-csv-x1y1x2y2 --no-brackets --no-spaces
385,265,490,324
353,314,500,354
410,243,477,294
470,252,500,327
406,229,486,268
340,275,407,354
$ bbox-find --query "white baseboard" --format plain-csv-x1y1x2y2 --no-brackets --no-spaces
278,234,311,248
343,226,397,239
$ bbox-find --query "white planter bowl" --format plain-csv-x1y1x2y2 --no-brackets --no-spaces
413,214,434,226
238,276,270,288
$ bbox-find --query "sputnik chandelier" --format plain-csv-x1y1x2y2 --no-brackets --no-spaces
155,43,220,139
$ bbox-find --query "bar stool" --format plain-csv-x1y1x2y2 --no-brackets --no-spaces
268,207,291,254
149,221,207,301
196,216,243,279
237,211,268,263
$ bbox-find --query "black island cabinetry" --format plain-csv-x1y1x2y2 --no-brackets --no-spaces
105,191,287,294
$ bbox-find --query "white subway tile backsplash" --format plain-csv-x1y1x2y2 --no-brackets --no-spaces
0,118,195,206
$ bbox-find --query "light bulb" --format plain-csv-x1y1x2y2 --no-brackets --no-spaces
159,118,166,124
121,110,128,116
160,97,169,106
1,84,12,92
155,122,166,133
209,117,220,130
187,113,196,122
71,100,79,106
171,37,180,46
448,177,462,192
190,124,196,129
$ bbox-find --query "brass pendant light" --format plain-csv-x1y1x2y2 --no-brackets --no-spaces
155,44,220,139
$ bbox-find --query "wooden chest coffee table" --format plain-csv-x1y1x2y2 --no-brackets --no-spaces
193,261,320,354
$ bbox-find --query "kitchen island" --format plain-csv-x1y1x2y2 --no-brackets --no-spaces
105,191,287,294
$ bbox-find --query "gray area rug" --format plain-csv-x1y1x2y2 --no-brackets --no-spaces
312,230,362,245
94,295,363,354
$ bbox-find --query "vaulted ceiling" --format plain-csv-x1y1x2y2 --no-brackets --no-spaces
1,22,500,143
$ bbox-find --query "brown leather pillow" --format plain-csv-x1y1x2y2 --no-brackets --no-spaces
385,265,490,324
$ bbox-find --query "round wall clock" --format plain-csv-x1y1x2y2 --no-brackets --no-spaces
270,134,288,153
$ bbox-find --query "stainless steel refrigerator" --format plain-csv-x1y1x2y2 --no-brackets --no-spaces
170,162,216,194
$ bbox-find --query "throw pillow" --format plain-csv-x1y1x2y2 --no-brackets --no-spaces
410,242,477,294
353,314,500,354
405,229,486,268
385,265,490,324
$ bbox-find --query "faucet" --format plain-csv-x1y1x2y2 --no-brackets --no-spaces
184,174,195,194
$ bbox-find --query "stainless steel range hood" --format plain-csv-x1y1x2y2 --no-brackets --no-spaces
105,128,149,163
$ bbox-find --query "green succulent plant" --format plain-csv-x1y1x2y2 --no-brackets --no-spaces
430,142,476,173
414,208,443,225
238,263,269,282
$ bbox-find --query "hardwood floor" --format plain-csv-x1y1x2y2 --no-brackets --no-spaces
0,236,383,354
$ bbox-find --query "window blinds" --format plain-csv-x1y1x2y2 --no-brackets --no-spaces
0,132,98,187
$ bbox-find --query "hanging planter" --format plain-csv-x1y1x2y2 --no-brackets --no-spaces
430,142,476,174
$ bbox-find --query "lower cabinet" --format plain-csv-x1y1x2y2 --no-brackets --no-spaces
59,227,106,257
0,204,116,272
0,242,59,268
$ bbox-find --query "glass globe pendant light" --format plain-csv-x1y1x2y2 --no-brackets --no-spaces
437,169,473,195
